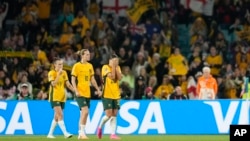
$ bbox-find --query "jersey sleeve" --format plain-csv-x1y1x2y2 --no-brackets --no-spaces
71,64,78,77
48,71,55,82
102,65,110,77
90,64,94,76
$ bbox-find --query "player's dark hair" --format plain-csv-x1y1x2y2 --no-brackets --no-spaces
109,53,118,60
53,57,61,64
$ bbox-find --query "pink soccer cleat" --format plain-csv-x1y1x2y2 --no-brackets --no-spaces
110,134,121,140
97,127,102,139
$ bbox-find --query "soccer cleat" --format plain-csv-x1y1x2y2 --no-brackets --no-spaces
64,133,73,138
78,134,89,140
47,135,55,139
97,127,102,139
110,134,121,140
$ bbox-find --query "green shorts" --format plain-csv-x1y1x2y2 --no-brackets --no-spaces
51,101,65,109
102,98,120,110
76,96,90,109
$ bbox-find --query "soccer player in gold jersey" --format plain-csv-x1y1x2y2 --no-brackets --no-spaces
47,57,75,139
71,49,102,139
97,54,122,140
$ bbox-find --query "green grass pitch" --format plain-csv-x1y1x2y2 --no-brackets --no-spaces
0,135,229,141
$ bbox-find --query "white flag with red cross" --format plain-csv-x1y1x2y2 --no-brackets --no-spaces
180,0,214,16
102,0,131,17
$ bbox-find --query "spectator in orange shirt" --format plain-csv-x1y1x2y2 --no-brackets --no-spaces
197,67,218,100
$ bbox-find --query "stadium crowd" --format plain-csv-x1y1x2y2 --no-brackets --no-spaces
1,0,250,100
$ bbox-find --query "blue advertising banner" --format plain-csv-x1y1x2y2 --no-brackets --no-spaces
0,100,249,135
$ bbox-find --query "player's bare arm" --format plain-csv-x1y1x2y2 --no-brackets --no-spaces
115,66,122,81
90,76,102,97
65,81,75,93
71,76,79,96
110,61,116,80
51,69,62,86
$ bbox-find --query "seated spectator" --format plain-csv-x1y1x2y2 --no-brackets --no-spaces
13,83,32,100
169,86,187,100
17,73,33,94
147,75,158,93
2,77,16,100
32,45,49,65
34,89,48,100
133,75,146,100
154,75,174,99
142,87,157,100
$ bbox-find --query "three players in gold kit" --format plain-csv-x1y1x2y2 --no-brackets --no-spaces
47,49,122,140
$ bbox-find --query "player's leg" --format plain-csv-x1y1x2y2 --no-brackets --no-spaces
47,102,58,138
97,98,112,139
76,97,89,139
55,102,72,138
109,99,120,140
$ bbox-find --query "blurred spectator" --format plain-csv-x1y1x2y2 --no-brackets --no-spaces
63,0,74,14
169,86,187,100
132,52,148,77
32,45,49,65
120,66,135,93
71,10,90,38
224,73,237,99
98,37,112,65
216,76,226,99
57,5,74,34
229,18,242,43
167,48,188,76
0,2,8,30
147,75,158,93
197,67,218,100
57,26,75,53
213,32,228,62
62,48,77,66
34,89,47,100
189,17,207,45
154,75,174,99
142,86,157,100
205,46,223,77
10,83,32,100
21,0,39,34
133,75,146,100
36,0,51,31
2,77,16,100
17,73,33,94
